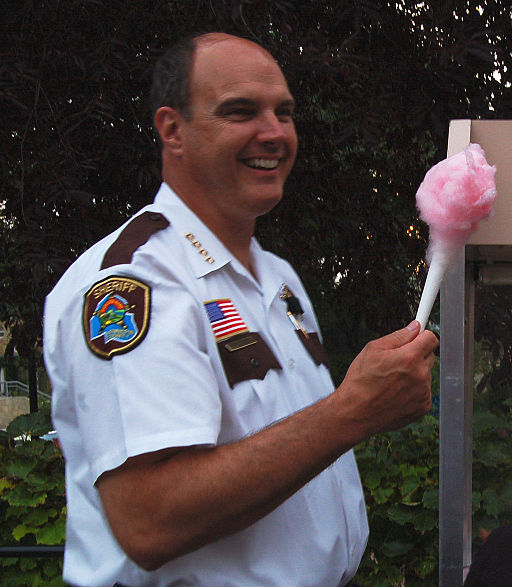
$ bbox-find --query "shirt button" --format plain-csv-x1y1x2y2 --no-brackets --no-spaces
250,357,260,368
288,358,296,369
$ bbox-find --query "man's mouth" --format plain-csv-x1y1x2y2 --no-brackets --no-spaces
243,158,279,170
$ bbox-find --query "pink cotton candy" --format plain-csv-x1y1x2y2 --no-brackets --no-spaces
414,143,497,330
416,143,497,262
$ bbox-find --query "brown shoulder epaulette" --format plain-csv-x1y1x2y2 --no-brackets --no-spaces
101,211,170,270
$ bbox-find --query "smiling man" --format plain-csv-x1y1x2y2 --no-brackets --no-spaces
155,35,298,268
44,33,438,587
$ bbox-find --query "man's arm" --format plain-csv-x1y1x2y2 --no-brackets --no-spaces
97,321,438,571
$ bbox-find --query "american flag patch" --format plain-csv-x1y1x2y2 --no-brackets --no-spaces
204,299,249,341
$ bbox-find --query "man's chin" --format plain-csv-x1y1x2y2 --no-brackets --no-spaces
252,192,284,217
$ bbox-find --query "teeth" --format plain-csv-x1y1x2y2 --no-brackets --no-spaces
245,158,279,169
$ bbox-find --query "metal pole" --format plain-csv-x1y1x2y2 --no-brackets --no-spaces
439,247,473,586
463,262,475,581
0,545,64,557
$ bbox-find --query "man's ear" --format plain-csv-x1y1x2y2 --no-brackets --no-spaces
154,107,184,155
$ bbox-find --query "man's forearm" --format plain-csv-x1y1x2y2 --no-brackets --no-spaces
97,322,438,571
98,390,359,571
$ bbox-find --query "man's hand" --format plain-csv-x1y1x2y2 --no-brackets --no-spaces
336,320,439,438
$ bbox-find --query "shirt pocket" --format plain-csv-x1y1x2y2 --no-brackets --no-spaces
294,331,330,368
217,332,282,388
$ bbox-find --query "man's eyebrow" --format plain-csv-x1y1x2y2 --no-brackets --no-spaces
215,98,257,113
215,97,296,113
279,98,296,110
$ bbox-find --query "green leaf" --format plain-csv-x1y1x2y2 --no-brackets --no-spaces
387,504,418,526
364,468,383,490
400,478,420,498
381,540,413,558
24,508,57,528
500,480,512,503
19,557,37,571
0,476,14,494
422,486,439,510
415,555,437,579
14,438,47,458
472,491,482,513
35,518,66,545
474,444,510,467
44,574,66,587
5,505,29,519
482,488,501,518
413,509,438,533
6,411,53,439
0,430,10,447
12,523,31,541
26,472,57,489
371,486,394,504
473,411,503,434
6,458,38,480
6,485,47,507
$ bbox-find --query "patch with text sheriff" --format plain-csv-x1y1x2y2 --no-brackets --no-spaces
83,276,150,359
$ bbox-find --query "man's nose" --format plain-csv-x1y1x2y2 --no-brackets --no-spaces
257,112,288,143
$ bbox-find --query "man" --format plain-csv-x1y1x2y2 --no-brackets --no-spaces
464,526,512,586
44,33,439,586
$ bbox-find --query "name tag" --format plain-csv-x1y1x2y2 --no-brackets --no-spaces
224,335,258,352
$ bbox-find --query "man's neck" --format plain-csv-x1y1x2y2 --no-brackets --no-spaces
164,179,255,273
212,215,254,272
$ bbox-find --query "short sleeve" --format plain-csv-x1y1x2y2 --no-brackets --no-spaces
70,275,222,482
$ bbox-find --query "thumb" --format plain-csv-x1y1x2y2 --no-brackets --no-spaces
374,320,421,351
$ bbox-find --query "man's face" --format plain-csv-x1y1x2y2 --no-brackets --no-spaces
176,37,298,226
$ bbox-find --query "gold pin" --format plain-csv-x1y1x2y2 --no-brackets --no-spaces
185,233,214,264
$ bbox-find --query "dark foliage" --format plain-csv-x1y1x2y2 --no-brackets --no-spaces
2,1,512,378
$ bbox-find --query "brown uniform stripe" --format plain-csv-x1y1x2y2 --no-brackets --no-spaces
101,212,169,269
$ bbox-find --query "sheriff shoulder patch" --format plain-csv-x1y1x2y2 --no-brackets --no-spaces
83,276,150,359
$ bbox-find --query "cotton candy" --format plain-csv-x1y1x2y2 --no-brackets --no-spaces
415,143,497,329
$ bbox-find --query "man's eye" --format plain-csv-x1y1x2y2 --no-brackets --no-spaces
277,109,294,120
226,108,253,119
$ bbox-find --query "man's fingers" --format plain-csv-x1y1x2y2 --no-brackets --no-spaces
410,329,439,358
371,320,439,358
371,320,421,351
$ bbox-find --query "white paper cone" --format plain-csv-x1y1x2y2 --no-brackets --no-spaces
415,252,452,331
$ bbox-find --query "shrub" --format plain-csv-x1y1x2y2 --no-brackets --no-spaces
0,405,65,587
354,347,512,586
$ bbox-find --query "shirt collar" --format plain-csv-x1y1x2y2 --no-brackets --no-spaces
152,183,235,279
153,184,284,304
